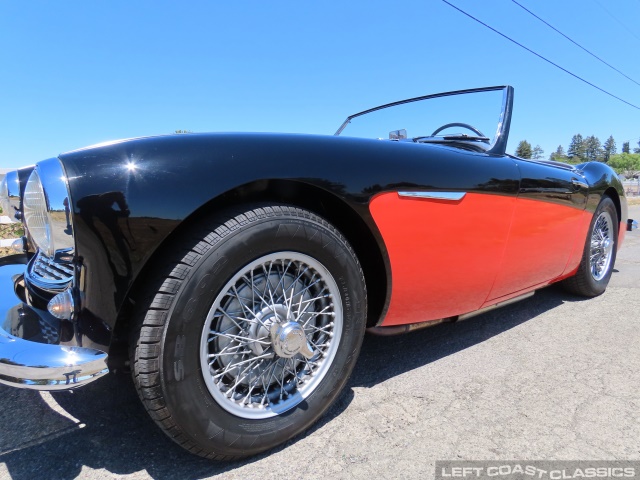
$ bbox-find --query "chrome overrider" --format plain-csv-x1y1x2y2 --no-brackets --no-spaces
0,257,108,390
629,219,638,232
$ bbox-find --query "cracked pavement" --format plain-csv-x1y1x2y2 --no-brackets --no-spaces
1,205,638,479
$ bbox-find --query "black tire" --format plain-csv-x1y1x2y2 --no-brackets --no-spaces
562,196,618,297
131,204,366,460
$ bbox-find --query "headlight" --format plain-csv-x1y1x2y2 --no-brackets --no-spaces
22,158,76,292
23,169,54,256
22,158,74,259
0,170,24,222
0,176,9,217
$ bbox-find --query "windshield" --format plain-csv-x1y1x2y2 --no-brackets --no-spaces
335,86,512,154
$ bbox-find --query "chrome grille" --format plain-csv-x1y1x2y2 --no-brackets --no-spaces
29,251,74,286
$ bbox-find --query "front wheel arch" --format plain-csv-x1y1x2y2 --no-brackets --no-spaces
603,187,621,228
110,179,390,365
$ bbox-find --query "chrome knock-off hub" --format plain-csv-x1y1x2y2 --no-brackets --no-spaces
249,304,315,359
270,321,314,359
248,305,288,356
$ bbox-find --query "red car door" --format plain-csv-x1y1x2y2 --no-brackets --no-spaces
370,155,520,326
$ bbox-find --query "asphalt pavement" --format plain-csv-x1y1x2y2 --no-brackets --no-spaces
1,205,639,480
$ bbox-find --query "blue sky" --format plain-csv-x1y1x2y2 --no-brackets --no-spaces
1,0,639,168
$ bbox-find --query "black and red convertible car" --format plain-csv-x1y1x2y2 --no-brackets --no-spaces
0,86,637,459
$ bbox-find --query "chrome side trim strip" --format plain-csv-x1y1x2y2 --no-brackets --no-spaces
458,291,535,321
398,191,467,201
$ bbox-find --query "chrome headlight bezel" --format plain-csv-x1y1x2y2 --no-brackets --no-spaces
23,158,75,263
0,170,22,222
24,169,54,256
0,176,8,217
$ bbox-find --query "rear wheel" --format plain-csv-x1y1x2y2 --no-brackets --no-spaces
131,205,366,459
562,196,618,297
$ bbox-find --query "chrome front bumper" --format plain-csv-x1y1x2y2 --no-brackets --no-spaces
0,255,108,390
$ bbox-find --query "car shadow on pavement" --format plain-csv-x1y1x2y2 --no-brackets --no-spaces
351,284,572,389
0,286,573,479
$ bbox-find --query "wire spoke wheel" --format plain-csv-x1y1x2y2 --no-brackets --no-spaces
562,196,618,297
132,205,365,458
200,252,343,419
589,211,614,281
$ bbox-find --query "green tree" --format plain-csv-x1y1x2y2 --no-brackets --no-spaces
562,156,585,165
515,140,532,159
602,136,616,163
550,145,567,161
532,145,544,160
622,142,630,153
634,138,640,154
608,153,640,178
584,135,603,162
567,134,586,161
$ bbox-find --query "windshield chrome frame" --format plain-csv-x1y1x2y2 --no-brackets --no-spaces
335,85,514,156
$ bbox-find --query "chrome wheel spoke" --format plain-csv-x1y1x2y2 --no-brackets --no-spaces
199,252,342,419
588,211,614,281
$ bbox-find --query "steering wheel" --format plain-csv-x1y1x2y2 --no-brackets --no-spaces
430,122,486,138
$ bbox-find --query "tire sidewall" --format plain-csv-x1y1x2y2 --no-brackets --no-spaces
159,213,365,455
